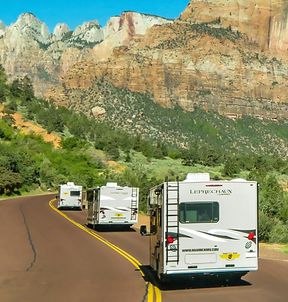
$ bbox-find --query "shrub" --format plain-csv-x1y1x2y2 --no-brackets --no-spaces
0,167,23,195
61,137,85,150
269,221,288,243
259,211,274,242
260,174,285,219
223,157,241,177
0,120,14,140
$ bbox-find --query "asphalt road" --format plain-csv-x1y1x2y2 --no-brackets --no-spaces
0,194,287,302
0,195,146,302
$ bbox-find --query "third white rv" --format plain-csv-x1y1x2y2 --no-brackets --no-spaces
144,173,258,282
57,182,83,210
87,183,139,228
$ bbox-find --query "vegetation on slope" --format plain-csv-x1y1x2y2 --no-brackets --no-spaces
64,79,288,159
0,65,287,243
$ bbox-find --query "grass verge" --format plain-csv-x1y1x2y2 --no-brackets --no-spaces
281,245,288,254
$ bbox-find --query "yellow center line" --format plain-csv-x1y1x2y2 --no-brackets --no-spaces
148,282,154,302
49,199,162,302
154,286,162,302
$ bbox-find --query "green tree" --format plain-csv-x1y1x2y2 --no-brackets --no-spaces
0,120,14,140
125,151,131,162
46,110,65,133
10,79,22,98
199,145,222,166
167,148,182,159
133,135,143,152
223,156,241,177
269,220,288,243
10,76,34,101
106,145,120,161
61,137,84,150
39,158,57,188
260,174,285,219
21,76,34,101
2,114,15,126
0,65,7,103
0,65,7,83
259,210,274,242
181,148,200,166
4,100,18,114
0,167,22,195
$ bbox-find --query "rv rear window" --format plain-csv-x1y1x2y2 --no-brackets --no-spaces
179,202,219,223
70,191,80,197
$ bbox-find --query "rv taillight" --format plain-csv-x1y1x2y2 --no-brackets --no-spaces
166,235,175,244
248,232,255,240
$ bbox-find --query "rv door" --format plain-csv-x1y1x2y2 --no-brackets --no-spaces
150,205,163,277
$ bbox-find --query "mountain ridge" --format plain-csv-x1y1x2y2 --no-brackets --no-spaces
0,11,171,95
1,1,288,120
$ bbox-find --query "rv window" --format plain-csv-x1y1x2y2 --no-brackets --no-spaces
70,191,80,196
179,202,219,223
150,208,157,234
158,208,162,227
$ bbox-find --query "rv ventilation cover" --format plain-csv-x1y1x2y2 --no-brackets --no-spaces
184,173,210,182
106,182,118,187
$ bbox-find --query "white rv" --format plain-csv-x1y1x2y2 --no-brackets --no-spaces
57,182,83,210
144,173,258,282
87,183,139,228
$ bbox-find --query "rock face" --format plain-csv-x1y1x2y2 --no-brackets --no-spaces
52,11,288,119
74,21,103,41
180,0,288,54
95,12,173,60
0,12,170,95
0,14,57,95
13,13,50,44
104,11,172,38
53,23,70,41
91,106,106,117
1,3,288,120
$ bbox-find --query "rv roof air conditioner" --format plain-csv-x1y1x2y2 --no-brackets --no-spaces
184,173,210,182
67,182,75,186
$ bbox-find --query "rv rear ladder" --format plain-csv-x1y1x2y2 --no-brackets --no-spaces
165,177,180,264
130,187,138,220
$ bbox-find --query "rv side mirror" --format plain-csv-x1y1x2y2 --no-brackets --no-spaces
140,225,147,236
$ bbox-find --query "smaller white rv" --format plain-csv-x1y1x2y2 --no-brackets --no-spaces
57,182,83,210
143,173,258,282
87,183,139,228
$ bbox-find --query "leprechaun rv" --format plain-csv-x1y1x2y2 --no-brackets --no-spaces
143,173,258,282
57,182,83,210
87,183,139,228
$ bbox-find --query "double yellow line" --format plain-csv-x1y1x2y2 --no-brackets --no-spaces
49,199,162,302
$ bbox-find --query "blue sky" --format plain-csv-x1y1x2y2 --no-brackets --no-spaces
0,0,189,31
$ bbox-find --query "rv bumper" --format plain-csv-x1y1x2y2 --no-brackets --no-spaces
165,267,257,276
160,270,250,282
